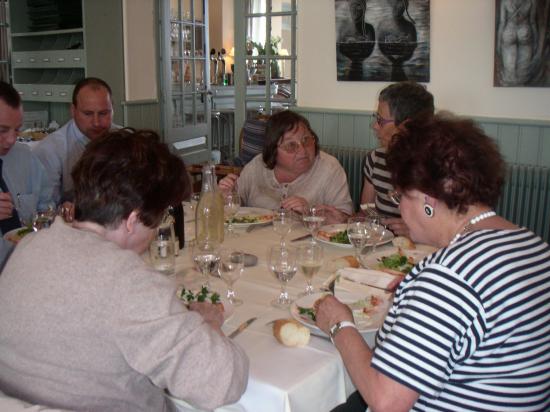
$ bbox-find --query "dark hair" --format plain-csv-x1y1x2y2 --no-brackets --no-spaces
0,81,22,108
379,81,434,125
262,110,320,169
72,77,112,106
386,113,505,214
72,128,190,228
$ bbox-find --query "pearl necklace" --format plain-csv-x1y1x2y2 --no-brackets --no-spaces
449,210,496,245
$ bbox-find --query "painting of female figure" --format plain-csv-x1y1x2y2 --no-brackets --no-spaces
335,0,430,82
495,0,550,87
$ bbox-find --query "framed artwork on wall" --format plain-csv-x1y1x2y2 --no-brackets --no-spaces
494,0,550,87
334,0,430,82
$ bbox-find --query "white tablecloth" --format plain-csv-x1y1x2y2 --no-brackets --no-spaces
166,220,380,412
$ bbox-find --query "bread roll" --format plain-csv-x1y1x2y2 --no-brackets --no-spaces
392,236,416,250
326,255,360,273
273,319,310,347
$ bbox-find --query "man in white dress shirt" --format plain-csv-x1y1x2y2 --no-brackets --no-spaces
34,77,118,205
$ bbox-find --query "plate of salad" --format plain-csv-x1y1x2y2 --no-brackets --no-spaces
3,225,34,245
290,291,390,336
361,246,436,275
226,207,273,228
315,224,394,249
176,286,234,322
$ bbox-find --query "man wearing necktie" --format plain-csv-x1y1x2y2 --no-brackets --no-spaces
0,81,53,270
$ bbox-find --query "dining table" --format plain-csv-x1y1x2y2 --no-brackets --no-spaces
163,208,393,412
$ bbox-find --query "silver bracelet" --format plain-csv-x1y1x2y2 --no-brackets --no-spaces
329,320,357,344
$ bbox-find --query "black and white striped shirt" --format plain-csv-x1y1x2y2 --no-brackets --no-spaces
362,148,400,218
371,228,550,411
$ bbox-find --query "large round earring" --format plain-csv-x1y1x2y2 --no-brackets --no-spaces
424,203,434,218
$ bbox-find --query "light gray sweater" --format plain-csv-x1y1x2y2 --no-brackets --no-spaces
0,219,248,411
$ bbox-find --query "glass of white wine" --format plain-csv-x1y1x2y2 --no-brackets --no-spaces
219,249,245,306
224,190,241,237
347,216,371,263
272,208,294,246
302,205,325,243
192,240,221,288
297,243,324,296
267,245,298,308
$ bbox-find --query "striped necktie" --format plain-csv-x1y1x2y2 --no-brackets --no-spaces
0,158,22,234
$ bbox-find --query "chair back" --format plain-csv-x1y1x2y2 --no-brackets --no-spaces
233,115,269,167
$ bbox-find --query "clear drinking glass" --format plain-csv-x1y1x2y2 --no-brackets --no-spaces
32,205,57,231
272,209,294,246
367,217,387,253
224,191,241,237
302,205,325,243
149,215,176,275
219,249,245,306
297,243,324,296
192,240,221,288
347,216,371,262
268,245,297,308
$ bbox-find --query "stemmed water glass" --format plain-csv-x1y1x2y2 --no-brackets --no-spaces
219,248,245,306
302,205,326,243
267,245,298,308
192,240,221,288
368,217,387,253
272,209,294,246
347,216,371,263
297,243,324,296
224,190,241,237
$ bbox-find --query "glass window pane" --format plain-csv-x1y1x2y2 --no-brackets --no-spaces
246,0,266,14
194,60,204,87
171,60,182,86
271,15,292,56
170,23,181,57
183,95,193,125
170,0,180,20
183,24,192,56
196,93,206,124
194,26,204,57
246,58,262,85
182,0,191,21
271,0,293,13
172,96,183,128
246,16,266,54
183,58,192,89
193,0,204,23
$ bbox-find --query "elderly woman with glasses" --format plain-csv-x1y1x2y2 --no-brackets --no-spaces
315,113,550,412
219,110,353,223
361,81,434,236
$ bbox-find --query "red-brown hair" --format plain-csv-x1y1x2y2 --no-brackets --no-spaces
386,113,505,214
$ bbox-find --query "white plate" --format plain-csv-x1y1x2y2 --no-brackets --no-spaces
315,223,394,249
176,287,234,323
3,227,34,244
228,207,273,228
290,291,390,337
361,246,436,274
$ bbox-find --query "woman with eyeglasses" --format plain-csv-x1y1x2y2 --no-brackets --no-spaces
361,81,434,236
219,110,353,223
315,113,550,412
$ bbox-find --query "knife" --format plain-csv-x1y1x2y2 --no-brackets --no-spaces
290,233,312,242
228,317,257,339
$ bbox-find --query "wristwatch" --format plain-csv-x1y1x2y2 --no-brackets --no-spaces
329,320,357,344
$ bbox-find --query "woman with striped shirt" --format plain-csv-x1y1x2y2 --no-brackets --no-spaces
362,81,434,236
317,113,550,411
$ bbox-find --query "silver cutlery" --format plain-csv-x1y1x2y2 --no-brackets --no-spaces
228,317,257,339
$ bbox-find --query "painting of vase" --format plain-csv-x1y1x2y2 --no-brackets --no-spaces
335,0,430,82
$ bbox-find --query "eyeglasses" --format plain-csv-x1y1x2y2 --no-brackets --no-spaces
372,113,395,127
388,190,402,205
278,135,315,154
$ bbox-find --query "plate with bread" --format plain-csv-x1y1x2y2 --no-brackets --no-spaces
315,224,394,249
290,290,391,337
361,237,436,276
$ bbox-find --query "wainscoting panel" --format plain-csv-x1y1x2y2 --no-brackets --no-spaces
123,101,161,132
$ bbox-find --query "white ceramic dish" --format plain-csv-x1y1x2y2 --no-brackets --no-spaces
361,246,436,274
3,227,34,244
315,223,394,249
290,291,390,337
228,207,273,228
176,287,235,323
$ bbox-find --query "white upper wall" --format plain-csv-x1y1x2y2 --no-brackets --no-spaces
297,0,550,121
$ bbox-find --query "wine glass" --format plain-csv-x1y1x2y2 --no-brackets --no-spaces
347,216,371,263
368,217,387,253
32,204,57,231
224,191,241,237
272,209,294,246
302,205,325,243
267,245,297,308
297,243,324,296
192,240,221,288
219,249,245,306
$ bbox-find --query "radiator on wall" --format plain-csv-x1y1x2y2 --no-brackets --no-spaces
323,146,550,242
